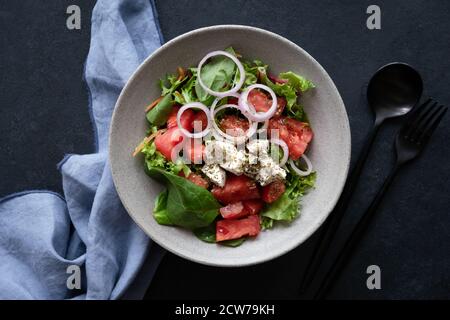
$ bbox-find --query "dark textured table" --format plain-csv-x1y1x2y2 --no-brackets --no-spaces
1,0,449,299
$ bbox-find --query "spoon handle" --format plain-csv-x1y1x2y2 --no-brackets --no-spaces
313,163,400,299
299,121,381,294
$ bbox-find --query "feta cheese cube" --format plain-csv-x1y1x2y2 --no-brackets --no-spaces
256,155,287,186
204,140,237,164
201,164,226,187
220,150,246,175
246,139,269,157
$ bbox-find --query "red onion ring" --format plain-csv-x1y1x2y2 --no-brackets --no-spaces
270,138,289,167
197,51,245,98
211,103,257,144
176,102,211,139
238,84,278,122
289,154,312,176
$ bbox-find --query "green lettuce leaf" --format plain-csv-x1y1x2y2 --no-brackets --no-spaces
262,172,316,224
241,60,314,114
146,94,173,126
146,167,220,229
173,73,197,105
195,47,237,104
141,141,190,176
261,192,299,222
258,68,298,108
153,190,172,225
159,73,187,96
279,71,315,93
260,216,274,230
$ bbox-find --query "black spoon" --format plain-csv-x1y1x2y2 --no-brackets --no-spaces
299,62,423,294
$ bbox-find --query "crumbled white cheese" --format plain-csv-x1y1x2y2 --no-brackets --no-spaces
204,140,237,165
220,150,246,176
246,139,269,157
256,155,287,186
202,164,226,187
203,138,285,184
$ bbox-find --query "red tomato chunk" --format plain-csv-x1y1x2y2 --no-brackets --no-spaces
154,127,184,161
268,116,313,160
219,202,248,219
191,111,209,131
167,105,194,131
211,175,260,204
178,171,209,189
219,114,249,137
242,199,264,215
216,215,261,242
247,90,286,116
262,180,286,203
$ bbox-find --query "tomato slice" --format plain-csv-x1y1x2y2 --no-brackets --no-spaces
219,114,249,137
248,90,286,116
154,127,184,161
248,89,272,113
275,97,286,117
167,105,195,131
219,202,250,219
268,116,313,160
184,138,205,164
216,215,261,242
242,199,264,215
179,171,209,189
285,118,313,143
261,180,286,203
191,110,209,131
211,174,260,204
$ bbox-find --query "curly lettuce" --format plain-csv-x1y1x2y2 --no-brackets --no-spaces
261,172,316,228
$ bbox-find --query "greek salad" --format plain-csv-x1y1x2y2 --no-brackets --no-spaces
133,47,316,247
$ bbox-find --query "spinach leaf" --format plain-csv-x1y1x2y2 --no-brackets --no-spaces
153,190,173,225
195,47,237,103
194,224,216,243
221,237,246,247
146,94,173,126
146,167,220,229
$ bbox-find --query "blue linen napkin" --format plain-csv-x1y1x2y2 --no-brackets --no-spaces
0,0,165,299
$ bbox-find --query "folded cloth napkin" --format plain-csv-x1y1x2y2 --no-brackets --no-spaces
0,0,165,299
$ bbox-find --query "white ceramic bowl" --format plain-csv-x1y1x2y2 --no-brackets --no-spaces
109,25,351,266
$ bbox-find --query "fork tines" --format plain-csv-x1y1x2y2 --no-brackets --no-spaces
403,98,448,143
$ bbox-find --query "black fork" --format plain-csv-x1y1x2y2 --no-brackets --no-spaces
314,98,448,299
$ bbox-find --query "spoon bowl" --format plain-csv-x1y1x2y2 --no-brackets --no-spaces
367,62,423,123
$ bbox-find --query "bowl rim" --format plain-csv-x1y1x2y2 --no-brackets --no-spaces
109,24,351,267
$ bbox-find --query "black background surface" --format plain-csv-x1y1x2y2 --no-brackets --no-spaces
0,0,449,299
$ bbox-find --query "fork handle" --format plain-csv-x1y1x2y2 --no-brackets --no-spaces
314,163,401,299
299,121,382,293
